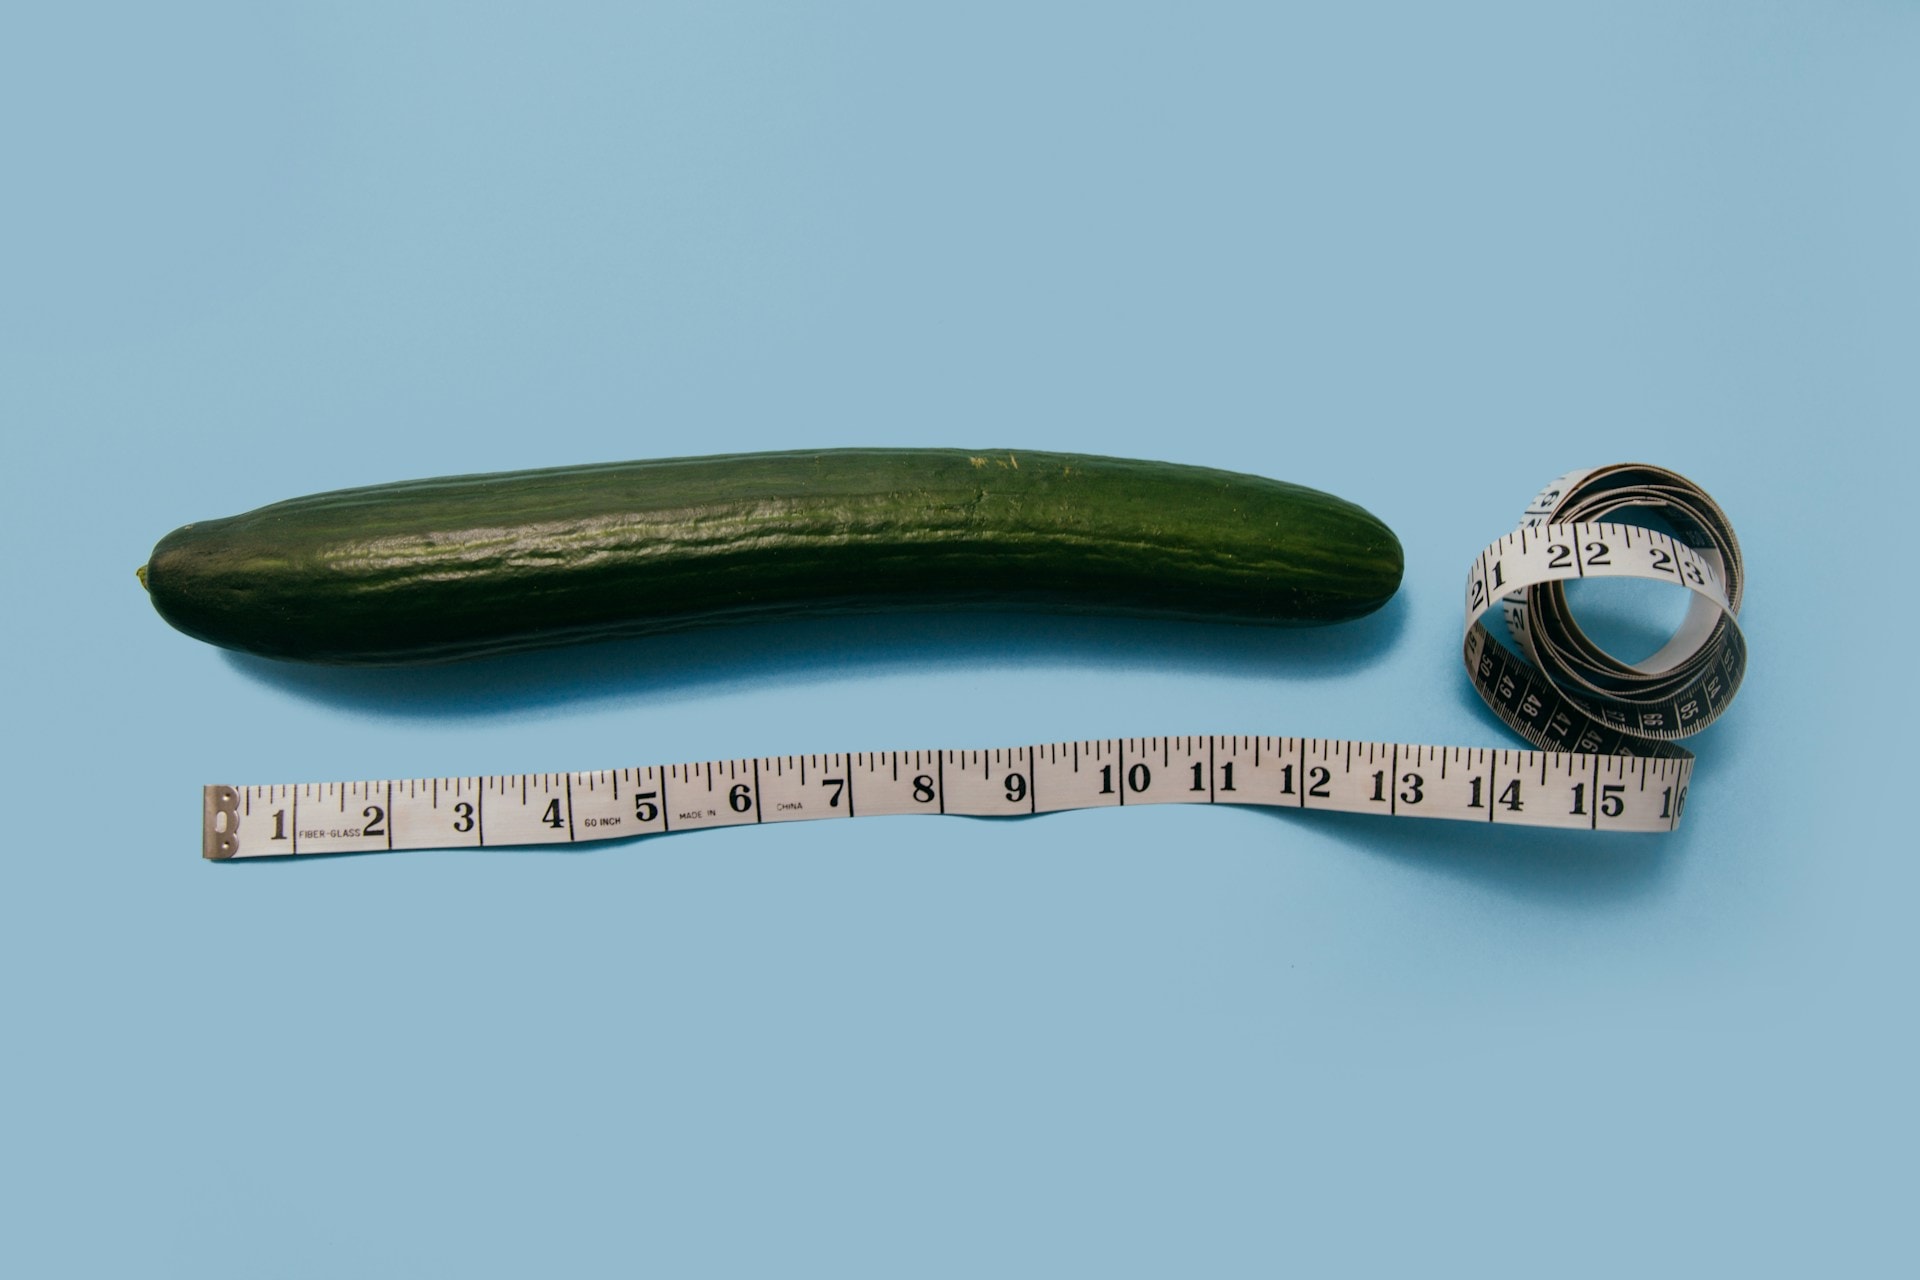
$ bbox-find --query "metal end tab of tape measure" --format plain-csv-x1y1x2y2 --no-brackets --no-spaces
200,464,1744,860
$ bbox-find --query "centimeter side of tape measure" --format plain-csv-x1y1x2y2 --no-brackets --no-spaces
201,464,1745,860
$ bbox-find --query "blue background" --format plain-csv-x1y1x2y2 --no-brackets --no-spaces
3,2,1914,1275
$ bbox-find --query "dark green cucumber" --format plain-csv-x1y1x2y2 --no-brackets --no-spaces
139,448,1402,665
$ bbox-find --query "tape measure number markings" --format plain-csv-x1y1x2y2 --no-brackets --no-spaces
200,464,1744,860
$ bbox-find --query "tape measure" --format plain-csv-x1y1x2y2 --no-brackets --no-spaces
200,464,1744,860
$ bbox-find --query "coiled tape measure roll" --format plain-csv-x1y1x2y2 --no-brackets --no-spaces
200,464,1744,859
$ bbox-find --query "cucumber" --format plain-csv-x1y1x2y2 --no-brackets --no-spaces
139,448,1402,665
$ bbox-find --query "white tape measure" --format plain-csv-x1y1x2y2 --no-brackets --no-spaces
201,464,1743,860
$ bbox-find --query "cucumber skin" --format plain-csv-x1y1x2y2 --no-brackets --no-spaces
142,448,1403,665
